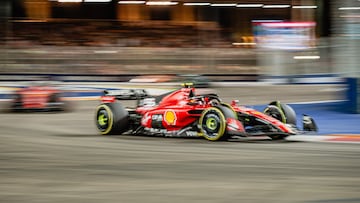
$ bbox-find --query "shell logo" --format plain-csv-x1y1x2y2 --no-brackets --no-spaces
164,110,177,125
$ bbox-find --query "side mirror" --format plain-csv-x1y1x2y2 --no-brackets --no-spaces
302,114,318,132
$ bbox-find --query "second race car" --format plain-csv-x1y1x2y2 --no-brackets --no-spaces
95,83,317,141
9,81,70,112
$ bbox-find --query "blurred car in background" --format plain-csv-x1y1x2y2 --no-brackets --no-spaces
9,81,70,112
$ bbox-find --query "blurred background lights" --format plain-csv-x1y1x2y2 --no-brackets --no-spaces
262,5,291,8
210,3,237,7
83,0,112,2
57,0,82,2
118,0,145,4
146,1,178,6
293,56,321,60
183,2,210,6
236,4,263,8
338,7,360,10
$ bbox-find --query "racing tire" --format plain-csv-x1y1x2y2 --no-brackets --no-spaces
48,93,63,111
199,105,236,141
95,102,129,135
11,94,23,112
199,107,226,141
264,101,296,125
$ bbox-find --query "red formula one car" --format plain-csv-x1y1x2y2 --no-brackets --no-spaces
95,83,317,141
10,82,69,112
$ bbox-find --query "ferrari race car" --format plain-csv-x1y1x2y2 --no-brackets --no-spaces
95,83,317,141
9,82,70,112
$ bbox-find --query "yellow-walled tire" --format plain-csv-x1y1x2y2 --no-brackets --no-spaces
264,101,296,125
264,105,287,123
95,102,129,135
199,107,227,141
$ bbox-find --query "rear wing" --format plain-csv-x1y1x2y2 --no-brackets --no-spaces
103,89,148,100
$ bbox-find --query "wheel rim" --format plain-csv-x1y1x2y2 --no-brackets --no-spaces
96,107,112,133
265,107,285,123
268,109,281,120
97,110,109,128
205,116,219,131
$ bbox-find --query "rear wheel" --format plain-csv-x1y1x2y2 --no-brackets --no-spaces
95,102,129,135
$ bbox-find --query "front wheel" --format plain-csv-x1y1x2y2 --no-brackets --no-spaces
199,107,227,141
95,102,129,135
264,105,286,123
264,101,296,125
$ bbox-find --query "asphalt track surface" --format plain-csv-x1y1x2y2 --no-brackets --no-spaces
1,84,360,203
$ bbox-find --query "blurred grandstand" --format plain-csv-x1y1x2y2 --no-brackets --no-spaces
0,0,358,81
0,18,258,78
4,20,229,47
